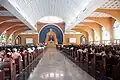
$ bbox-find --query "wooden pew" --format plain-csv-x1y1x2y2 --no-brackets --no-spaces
4,60,16,80
113,62,120,80
0,62,4,80
104,56,120,80
22,53,27,69
88,54,96,77
59,45,120,80
15,56,22,74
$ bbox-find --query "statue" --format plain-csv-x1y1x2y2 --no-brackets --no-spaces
45,29,58,45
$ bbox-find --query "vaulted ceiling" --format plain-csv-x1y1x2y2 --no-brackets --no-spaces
0,0,105,31
0,4,30,41
0,0,120,34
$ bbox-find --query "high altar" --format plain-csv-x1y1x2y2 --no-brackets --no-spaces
45,29,58,48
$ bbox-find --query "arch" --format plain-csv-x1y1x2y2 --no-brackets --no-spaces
85,17,109,28
84,19,103,28
94,11,116,20
1,23,24,34
39,24,63,44
73,25,94,42
80,22,102,31
95,9,120,21
14,29,30,44
5,24,24,31
7,26,27,40
0,22,23,34
7,27,28,42
86,17,115,43
39,23,64,34
72,29,88,40
0,16,16,25
14,29,30,39
79,22,102,42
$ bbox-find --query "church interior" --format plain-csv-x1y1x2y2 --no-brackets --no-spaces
0,0,120,80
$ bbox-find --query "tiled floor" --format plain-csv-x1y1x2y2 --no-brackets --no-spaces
28,48,95,80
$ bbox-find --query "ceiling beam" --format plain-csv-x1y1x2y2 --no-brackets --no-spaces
1,1,37,31
72,25,94,42
95,8,120,21
7,26,27,39
0,16,17,24
0,22,23,33
0,6,7,11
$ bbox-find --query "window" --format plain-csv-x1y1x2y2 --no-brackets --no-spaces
102,27,110,40
69,38,76,43
114,21,120,39
26,38,33,44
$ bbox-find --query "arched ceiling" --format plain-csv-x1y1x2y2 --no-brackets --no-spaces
0,4,31,39
0,0,105,31
0,0,120,35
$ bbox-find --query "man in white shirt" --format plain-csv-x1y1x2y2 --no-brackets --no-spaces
12,48,22,61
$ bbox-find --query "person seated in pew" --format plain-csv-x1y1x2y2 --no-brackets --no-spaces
95,47,102,56
3,51,14,64
116,47,120,55
83,47,88,53
0,48,6,57
100,47,106,56
0,48,3,61
32,47,35,51
27,47,34,53
12,48,22,61
18,48,27,65
0,52,3,60
0,57,3,62
77,48,83,53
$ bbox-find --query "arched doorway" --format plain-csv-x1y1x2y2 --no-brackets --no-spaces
39,24,63,44
15,36,21,45
80,35,87,44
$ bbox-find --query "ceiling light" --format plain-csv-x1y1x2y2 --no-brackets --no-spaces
39,16,64,23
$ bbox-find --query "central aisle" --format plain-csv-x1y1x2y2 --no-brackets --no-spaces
28,48,95,80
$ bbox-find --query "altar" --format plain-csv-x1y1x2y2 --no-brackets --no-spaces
45,29,58,48
47,41,56,48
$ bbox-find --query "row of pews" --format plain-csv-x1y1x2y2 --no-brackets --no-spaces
0,45,46,80
57,44,120,80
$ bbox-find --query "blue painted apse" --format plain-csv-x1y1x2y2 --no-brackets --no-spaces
39,25,63,44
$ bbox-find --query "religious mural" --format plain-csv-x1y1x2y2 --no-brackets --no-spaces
45,29,58,45
39,25,63,44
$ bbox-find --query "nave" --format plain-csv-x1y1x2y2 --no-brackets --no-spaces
28,48,95,80
0,0,120,80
